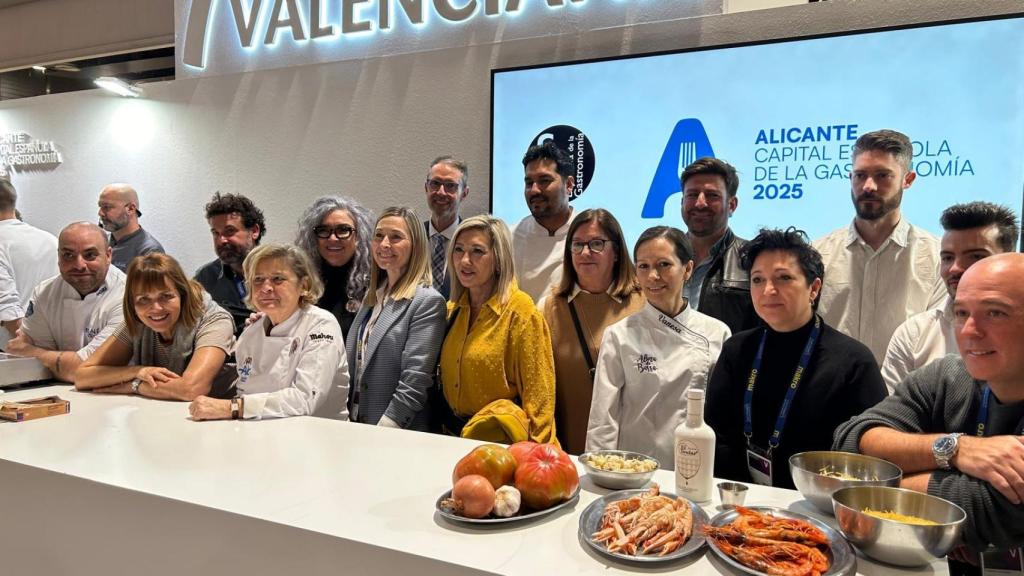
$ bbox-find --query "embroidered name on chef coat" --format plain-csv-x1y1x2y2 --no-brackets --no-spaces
635,354,657,374
308,332,334,342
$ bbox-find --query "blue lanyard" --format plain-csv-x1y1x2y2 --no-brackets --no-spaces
976,385,991,437
743,315,822,454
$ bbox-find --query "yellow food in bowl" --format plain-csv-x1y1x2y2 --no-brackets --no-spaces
862,508,939,525
586,454,658,473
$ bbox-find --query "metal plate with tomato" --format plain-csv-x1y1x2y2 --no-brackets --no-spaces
578,488,709,564
435,484,581,525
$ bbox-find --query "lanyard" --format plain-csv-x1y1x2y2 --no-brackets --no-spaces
744,315,821,455
977,385,991,437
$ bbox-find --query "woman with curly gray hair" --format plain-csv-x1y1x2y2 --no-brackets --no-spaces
295,195,372,338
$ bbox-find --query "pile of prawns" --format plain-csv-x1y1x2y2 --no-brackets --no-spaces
704,506,831,576
591,484,694,556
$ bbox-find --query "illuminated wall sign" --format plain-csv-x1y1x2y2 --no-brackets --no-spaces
175,0,708,79
0,132,63,173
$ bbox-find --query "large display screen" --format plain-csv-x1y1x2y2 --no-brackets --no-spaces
491,15,1024,248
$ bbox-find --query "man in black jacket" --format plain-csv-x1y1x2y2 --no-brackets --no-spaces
679,158,759,334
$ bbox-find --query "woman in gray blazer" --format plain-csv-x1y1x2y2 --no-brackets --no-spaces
344,206,447,431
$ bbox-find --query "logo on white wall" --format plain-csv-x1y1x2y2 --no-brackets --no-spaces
0,133,63,173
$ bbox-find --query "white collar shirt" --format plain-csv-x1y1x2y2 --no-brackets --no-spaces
21,266,126,360
0,219,58,349
235,305,349,421
813,218,945,365
586,301,732,469
511,208,574,304
880,296,957,394
427,218,459,241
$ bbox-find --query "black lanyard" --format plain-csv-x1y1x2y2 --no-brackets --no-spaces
743,315,821,455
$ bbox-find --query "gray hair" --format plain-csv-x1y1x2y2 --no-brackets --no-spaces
294,195,373,310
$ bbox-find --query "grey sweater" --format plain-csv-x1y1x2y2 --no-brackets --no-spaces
833,355,1024,550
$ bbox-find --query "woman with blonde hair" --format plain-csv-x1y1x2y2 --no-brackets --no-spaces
77,253,235,400
345,206,446,430
189,243,349,421
436,215,557,444
542,209,644,454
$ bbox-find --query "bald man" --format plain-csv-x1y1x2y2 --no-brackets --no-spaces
835,253,1024,552
7,222,126,382
98,183,164,271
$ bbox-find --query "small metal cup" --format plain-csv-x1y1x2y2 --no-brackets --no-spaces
717,482,749,509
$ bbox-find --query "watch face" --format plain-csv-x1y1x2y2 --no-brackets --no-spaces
934,436,955,454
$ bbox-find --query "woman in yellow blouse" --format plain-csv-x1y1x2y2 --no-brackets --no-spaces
436,215,557,444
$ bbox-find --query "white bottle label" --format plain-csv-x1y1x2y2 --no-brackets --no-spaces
675,439,702,495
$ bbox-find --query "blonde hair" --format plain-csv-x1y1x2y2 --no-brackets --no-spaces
365,206,432,306
123,253,205,337
242,243,323,309
448,215,516,306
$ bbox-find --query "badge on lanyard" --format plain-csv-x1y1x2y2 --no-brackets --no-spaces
746,445,773,486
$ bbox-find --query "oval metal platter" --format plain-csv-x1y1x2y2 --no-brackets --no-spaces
578,488,709,564
706,506,856,576
435,485,581,525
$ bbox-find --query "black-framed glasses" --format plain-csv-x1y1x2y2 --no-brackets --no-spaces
313,224,355,240
426,179,461,194
570,239,611,254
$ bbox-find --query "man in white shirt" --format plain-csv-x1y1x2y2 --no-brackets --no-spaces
0,177,58,350
881,202,1019,393
423,156,469,300
6,222,125,382
511,142,575,303
813,129,945,364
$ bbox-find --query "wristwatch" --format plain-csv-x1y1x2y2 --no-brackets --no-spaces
230,397,240,420
130,378,142,395
933,432,964,470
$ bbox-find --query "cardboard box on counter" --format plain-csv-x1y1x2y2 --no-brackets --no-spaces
0,396,70,422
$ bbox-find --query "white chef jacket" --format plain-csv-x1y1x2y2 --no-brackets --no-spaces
235,305,349,421
880,296,957,394
0,219,58,349
21,266,126,360
510,208,573,304
586,302,731,469
813,219,945,365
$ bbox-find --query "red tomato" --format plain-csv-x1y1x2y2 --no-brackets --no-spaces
453,444,517,489
508,441,539,466
514,444,580,510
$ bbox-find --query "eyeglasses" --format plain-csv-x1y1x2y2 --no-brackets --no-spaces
313,225,355,240
426,179,461,194
570,239,611,254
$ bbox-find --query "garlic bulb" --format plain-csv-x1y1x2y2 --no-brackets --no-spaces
493,485,522,517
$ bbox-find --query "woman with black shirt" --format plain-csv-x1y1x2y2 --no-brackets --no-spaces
295,195,372,338
705,227,887,489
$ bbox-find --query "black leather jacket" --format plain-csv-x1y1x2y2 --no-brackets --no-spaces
696,228,760,334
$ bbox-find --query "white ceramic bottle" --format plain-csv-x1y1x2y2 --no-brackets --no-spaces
674,387,715,503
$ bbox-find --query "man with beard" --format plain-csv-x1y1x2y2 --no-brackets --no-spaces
97,183,164,271
813,129,945,364
511,142,575,303
6,222,125,382
423,156,469,300
0,177,58,350
679,157,759,334
881,202,1019,393
194,192,266,335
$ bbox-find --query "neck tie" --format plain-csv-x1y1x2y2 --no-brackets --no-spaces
431,233,447,289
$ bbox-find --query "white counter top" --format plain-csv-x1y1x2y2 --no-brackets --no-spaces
0,386,947,575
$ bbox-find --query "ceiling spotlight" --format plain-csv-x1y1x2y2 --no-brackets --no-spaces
31,66,46,73
94,77,143,98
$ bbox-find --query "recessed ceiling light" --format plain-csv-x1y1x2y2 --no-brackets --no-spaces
94,77,143,98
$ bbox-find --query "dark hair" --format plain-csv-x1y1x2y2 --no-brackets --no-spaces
522,141,573,180
680,157,739,198
0,178,16,212
940,201,1019,253
634,226,694,265
740,227,825,307
852,129,914,173
204,192,267,244
555,209,639,300
428,156,469,188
